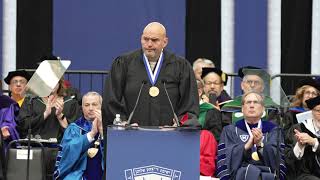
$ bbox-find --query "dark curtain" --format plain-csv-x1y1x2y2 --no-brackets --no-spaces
16,0,53,69
281,0,312,95
186,0,221,67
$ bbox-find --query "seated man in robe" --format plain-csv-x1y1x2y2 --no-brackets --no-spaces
193,58,231,103
201,67,231,106
197,67,227,140
4,70,31,107
216,91,286,180
285,96,320,179
0,80,20,149
221,66,279,126
54,91,104,180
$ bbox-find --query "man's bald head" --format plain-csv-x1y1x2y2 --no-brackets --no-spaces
143,22,167,37
141,22,168,62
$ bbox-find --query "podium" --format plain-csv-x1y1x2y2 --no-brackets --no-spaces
106,126,200,180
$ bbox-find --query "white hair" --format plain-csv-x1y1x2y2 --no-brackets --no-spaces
82,91,102,106
192,58,215,70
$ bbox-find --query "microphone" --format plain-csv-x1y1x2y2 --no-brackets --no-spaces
126,80,147,125
64,95,76,103
162,79,180,127
209,93,217,104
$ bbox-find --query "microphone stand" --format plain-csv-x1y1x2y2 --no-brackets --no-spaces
26,95,36,180
126,81,146,126
162,81,180,127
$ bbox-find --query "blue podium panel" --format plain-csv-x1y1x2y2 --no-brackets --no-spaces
106,127,200,180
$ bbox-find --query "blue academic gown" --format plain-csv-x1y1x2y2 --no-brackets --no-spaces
216,119,286,180
53,117,103,180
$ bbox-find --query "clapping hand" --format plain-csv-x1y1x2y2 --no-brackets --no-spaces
1,126,10,139
252,128,263,146
44,95,57,119
294,129,317,148
54,97,64,118
94,109,103,136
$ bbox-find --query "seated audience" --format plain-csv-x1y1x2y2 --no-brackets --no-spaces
4,70,31,107
216,91,286,180
54,91,104,179
283,78,320,144
17,79,81,141
221,66,279,126
285,96,320,180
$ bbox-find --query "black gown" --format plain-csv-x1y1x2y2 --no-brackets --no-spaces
203,108,222,141
102,49,199,126
283,107,306,145
285,122,320,180
16,96,81,141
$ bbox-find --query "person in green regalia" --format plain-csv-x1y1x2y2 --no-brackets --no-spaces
197,67,229,140
221,66,280,126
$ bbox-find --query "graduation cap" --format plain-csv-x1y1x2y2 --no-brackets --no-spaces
201,67,228,85
239,66,271,96
238,66,270,83
298,78,320,91
4,70,32,85
306,96,320,110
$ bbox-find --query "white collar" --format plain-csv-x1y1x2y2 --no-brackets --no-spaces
302,118,320,137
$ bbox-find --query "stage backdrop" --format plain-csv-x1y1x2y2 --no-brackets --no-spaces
53,0,185,94
53,0,186,71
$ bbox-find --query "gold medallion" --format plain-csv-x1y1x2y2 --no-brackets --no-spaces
251,151,260,161
87,140,100,158
87,148,98,158
149,86,160,97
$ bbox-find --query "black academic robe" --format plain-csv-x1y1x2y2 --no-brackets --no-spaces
285,122,320,180
203,108,223,141
283,107,306,145
216,119,286,180
103,49,199,126
16,96,81,141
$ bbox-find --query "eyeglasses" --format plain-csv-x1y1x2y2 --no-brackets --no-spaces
313,108,320,113
11,79,27,85
204,81,222,86
244,80,262,86
243,100,262,105
304,91,319,97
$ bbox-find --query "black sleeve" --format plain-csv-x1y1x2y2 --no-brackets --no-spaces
102,57,128,127
221,111,232,127
63,98,82,124
176,59,199,123
16,98,46,138
283,111,297,145
203,108,222,140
